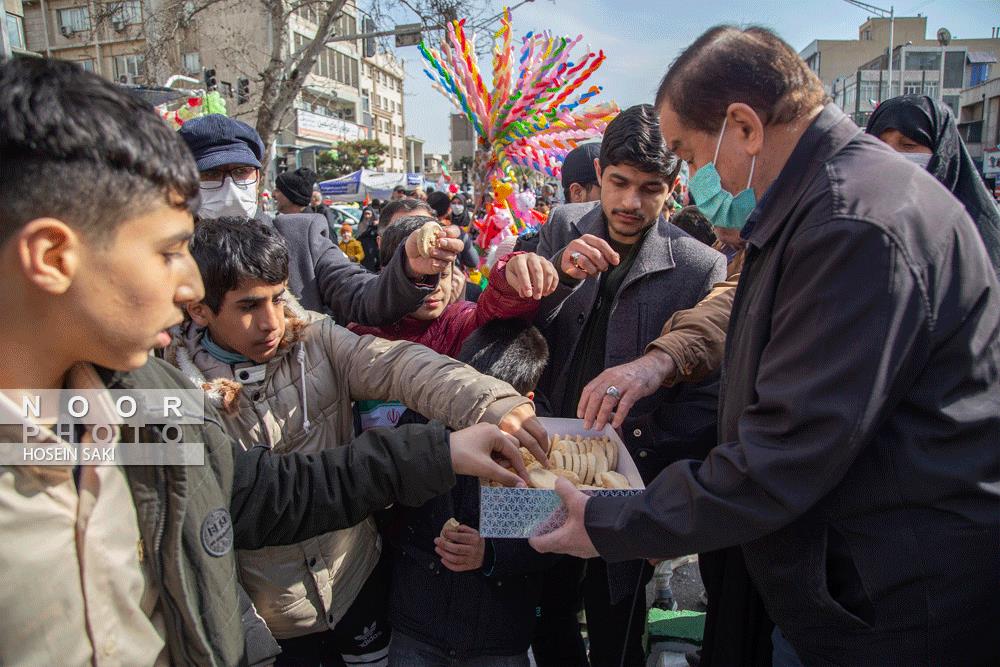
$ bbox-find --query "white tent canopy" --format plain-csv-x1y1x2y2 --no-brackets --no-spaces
318,169,422,202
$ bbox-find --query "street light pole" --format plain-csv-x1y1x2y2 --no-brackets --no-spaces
887,5,894,103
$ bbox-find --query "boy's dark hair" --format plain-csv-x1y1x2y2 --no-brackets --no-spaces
599,104,682,185
457,320,549,395
654,25,827,133
670,206,717,247
426,190,452,218
190,217,289,313
378,215,434,268
379,198,434,226
0,58,200,246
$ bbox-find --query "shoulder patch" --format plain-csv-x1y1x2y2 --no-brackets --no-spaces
201,507,234,557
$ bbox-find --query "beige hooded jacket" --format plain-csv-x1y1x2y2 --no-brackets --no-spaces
164,301,528,638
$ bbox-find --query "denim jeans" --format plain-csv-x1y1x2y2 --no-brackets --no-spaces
388,631,530,667
771,627,804,667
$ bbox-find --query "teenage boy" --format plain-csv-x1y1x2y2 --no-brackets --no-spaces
168,216,546,666
0,58,533,666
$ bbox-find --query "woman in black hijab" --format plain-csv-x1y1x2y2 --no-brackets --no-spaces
866,94,1000,277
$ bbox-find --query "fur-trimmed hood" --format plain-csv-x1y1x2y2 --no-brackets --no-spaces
163,293,320,414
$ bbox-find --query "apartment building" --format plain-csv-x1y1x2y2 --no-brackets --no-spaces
449,112,475,165
405,135,424,174
22,0,149,78
21,0,418,175
363,50,406,172
957,77,1000,190
801,15,1000,125
4,0,35,57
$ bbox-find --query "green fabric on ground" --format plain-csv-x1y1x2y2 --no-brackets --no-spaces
647,608,705,643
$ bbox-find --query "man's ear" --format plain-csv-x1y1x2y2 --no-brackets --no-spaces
186,301,213,327
593,157,602,182
16,218,80,295
725,102,765,157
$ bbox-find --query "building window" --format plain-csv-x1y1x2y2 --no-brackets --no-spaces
181,52,200,75
334,12,356,39
5,12,24,49
113,53,145,83
863,29,871,41
58,6,91,33
905,51,941,71
107,0,142,27
859,80,880,105
970,62,991,87
922,82,937,99
943,50,965,89
78,58,96,71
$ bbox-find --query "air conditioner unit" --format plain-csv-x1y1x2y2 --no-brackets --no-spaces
60,25,75,37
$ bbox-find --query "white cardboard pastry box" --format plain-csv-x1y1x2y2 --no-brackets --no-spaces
479,417,645,539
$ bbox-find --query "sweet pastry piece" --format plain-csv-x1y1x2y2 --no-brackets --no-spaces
527,466,559,489
440,517,461,536
597,471,629,490
416,221,443,257
521,433,632,489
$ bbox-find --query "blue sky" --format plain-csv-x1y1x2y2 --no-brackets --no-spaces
383,0,998,154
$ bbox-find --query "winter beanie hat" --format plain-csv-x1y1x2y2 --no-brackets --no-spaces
276,168,317,206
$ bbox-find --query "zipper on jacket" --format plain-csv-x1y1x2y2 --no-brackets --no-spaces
150,425,198,666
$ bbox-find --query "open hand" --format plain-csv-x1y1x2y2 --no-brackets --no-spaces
506,253,559,300
435,524,486,572
498,403,550,466
528,477,598,558
578,349,677,430
449,423,529,487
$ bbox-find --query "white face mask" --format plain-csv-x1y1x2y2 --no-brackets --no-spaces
900,152,932,169
451,204,465,216
198,178,259,219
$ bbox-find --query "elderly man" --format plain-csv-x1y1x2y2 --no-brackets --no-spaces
532,25,1000,667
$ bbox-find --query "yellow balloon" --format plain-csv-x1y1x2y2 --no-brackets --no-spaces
494,181,514,201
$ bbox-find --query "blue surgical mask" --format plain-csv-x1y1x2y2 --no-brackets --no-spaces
688,116,757,230
900,152,932,169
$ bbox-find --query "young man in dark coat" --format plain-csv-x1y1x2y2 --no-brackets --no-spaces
532,26,1000,667
531,104,726,667
179,115,464,323
0,58,537,667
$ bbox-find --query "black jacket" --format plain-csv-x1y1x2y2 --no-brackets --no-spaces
586,105,1000,665
388,414,557,658
535,203,727,482
357,223,381,273
102,358,455,666
260,211,427,324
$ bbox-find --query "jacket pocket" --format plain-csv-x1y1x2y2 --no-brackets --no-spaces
812,524,876,632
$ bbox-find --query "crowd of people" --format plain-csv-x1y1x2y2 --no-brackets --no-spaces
0,20,998,667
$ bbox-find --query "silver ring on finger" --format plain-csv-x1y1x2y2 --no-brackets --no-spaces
570,251,582,270
605,385,622,400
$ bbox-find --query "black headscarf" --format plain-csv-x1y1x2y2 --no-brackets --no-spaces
866,95,1000,277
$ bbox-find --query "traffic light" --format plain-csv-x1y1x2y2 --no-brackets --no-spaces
363,17,376,58
203,68,217,91
237,77,250,105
